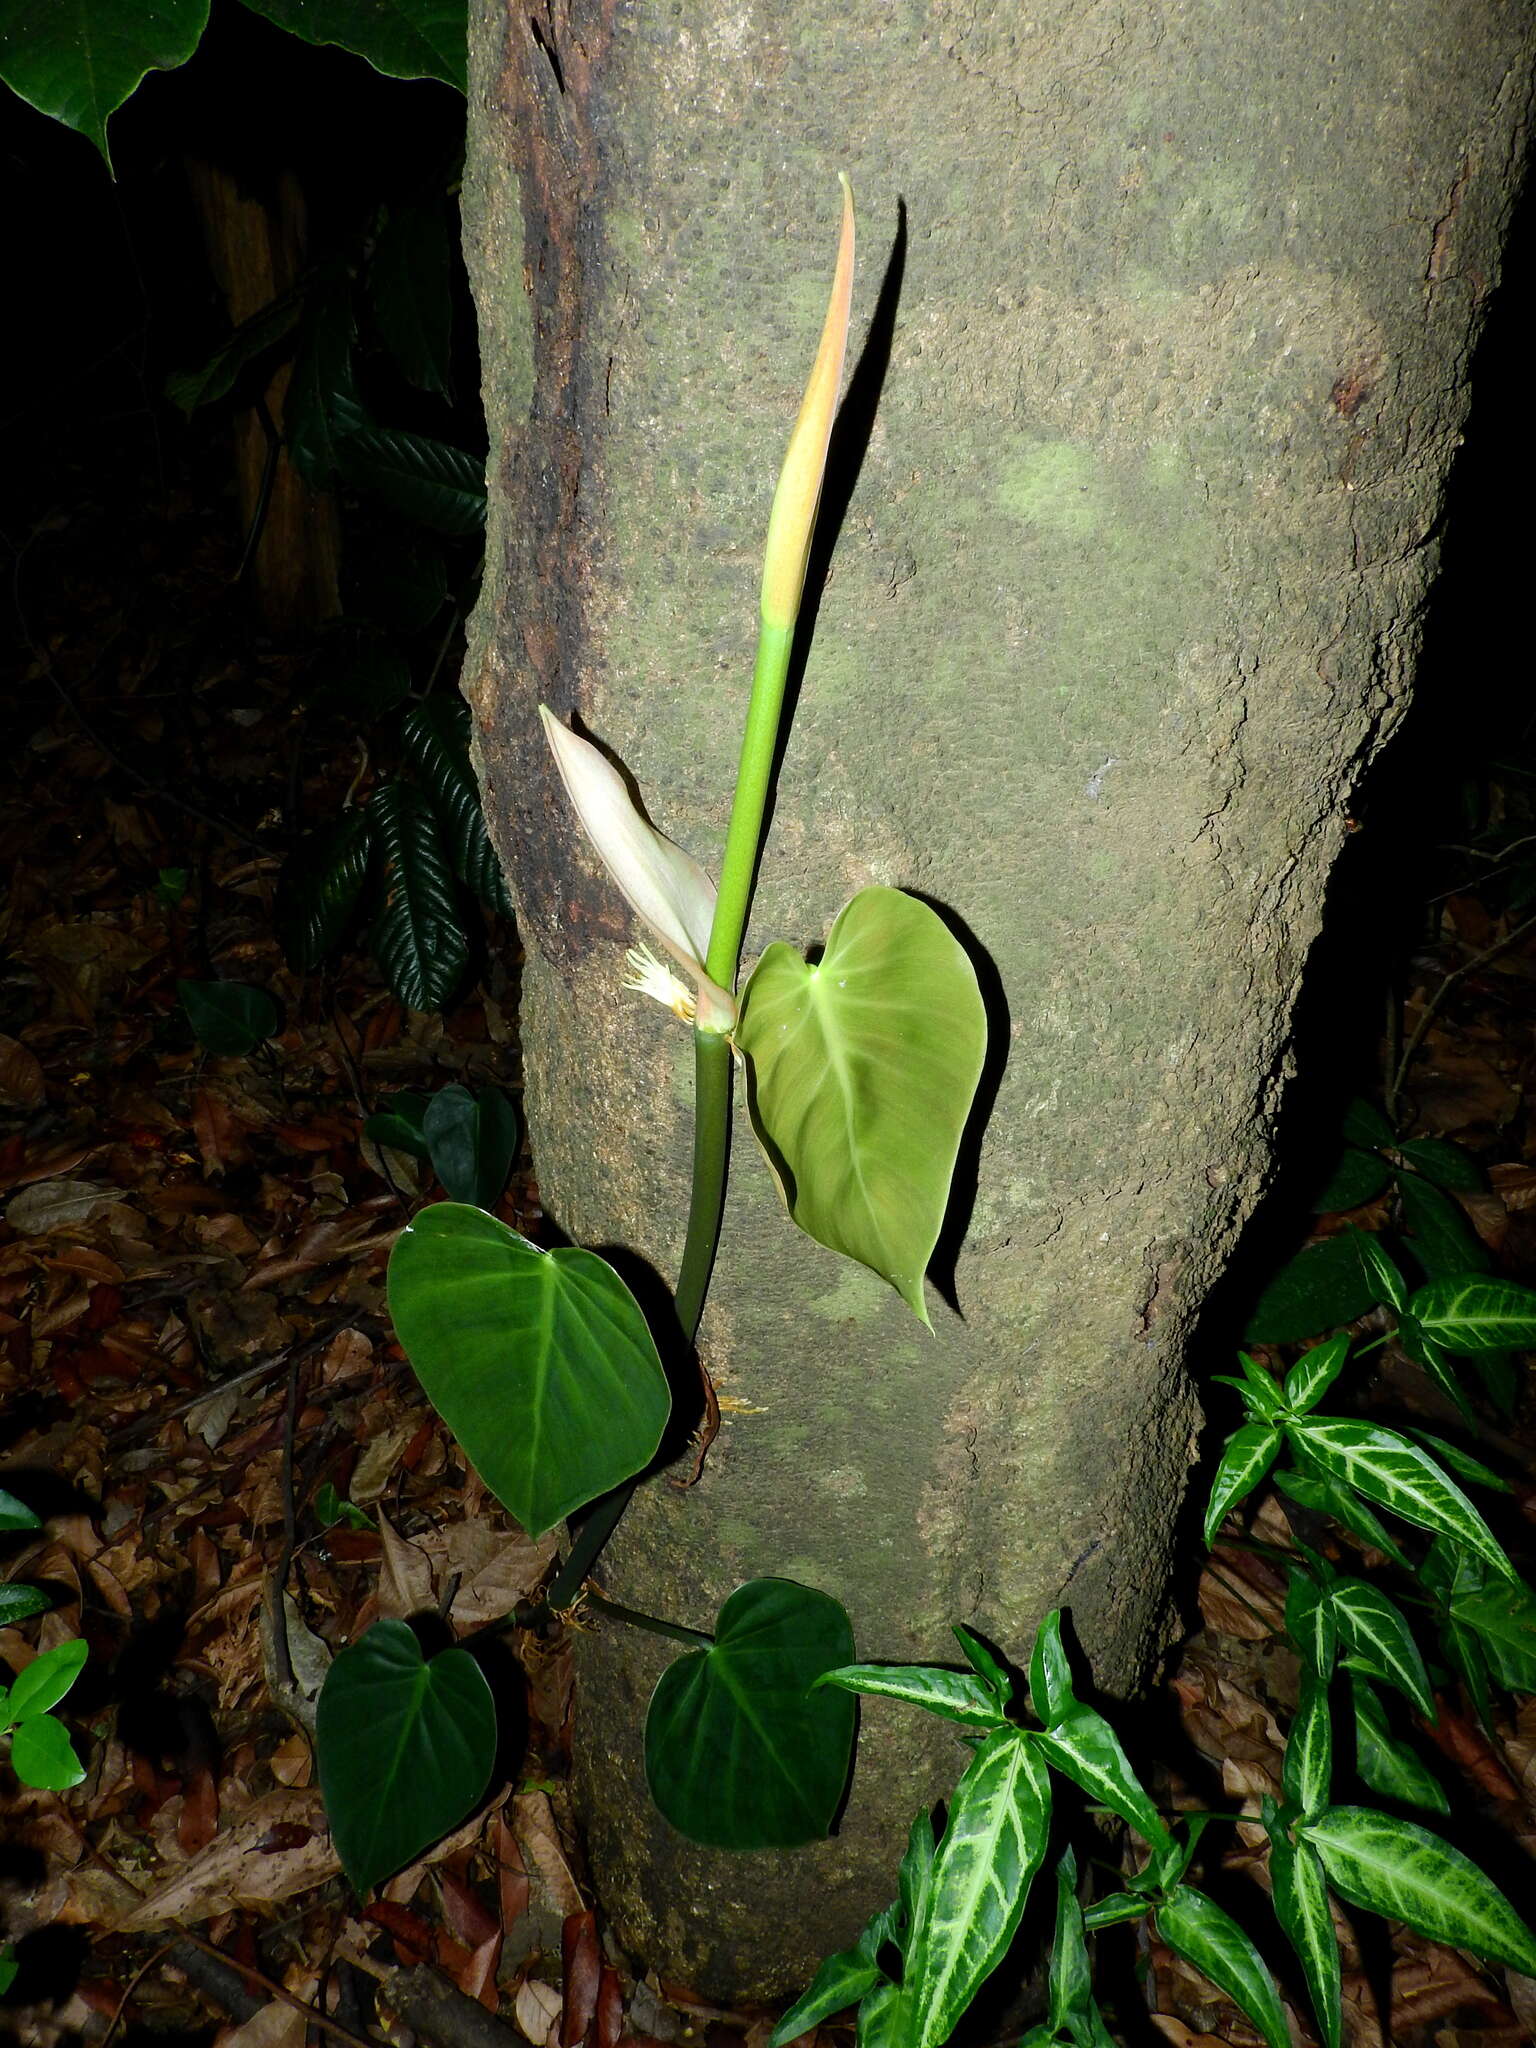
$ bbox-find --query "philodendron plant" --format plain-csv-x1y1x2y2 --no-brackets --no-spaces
317,177,988,1885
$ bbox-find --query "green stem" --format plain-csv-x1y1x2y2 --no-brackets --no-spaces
546,619,792,1618
705,618,794,990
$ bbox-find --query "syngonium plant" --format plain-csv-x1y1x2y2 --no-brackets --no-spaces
321,172,990,1886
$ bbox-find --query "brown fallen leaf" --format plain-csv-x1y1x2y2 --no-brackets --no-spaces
376,1506,437,1620
513,1791,584,1920
517,1977,563,2048
111,1789,338,1930
0,1034,46,1109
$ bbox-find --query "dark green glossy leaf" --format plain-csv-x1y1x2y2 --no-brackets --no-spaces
367,780,470,1010
242,0,467,91
363,1090,432,1160
389,1204,669,1536
9,1712,84,1791
1244,1230,1387,1345
1202,1423,1281,1546
1301,1807,1536,1972
422,1083,518,1209
345,533,448,631
1283,1333,1351,1417
398,698,510,913
1396,1137,1483,1193
1082,1889,1146,1931
0,0,209,164
1397,1173,1488,1278
369,203,452,395
1346,1674,1447,1813
816,1662,1002,1729
305,634,413,722
276,811,374,971
1406,1274,1536,1354
316,1619,495,1892
1396,1310,1475,1425
1312,1146,1392,1215
1406,1429,1509,1493
1268,1823,1341,2048
645,1579,856,1850
1286,1417,1513,1580
177,979,280,1056
0,1489,41,1533
1354,1232,1407,1312
1342,1099,1394,1149
0,1585,50,1625
1331,1580,1432,1718
1153,1887,1288,2048
338,426,486,533
166,290,302,413
908,1728,1052,2048
285,271,367,487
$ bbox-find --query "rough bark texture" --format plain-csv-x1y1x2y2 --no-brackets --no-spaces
461,0,1531,1997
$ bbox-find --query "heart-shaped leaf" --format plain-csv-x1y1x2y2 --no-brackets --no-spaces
735,887,986,1323
177,979,280,1056
317,1620,495,1892
645,1579,856,1849
388,1204,670,1537
423,1084,519,1209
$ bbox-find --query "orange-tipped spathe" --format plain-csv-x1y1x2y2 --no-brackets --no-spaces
759,175,855,634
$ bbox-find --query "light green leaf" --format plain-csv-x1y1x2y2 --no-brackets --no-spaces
241,0,467,91
1284,1570,1336,1678
1354,1232,1407,1312
1027,1609,1076,1727
1273,1468,1413,1572
6,1639,87,1722
815,1663,1003,1729
367,780,471,1011
1331,1580,1433,1718
1346,1674,1447,1814
9,1712,84,1790
908,1728,1051,2048
1044,1847,1097,2040
1202,1423,1281,1546
951,1625,1013,1710
645,1579,856,1851
1281,1670,1332,1819
1286,1417,1514,1580
1082,1889,1147,1931
1300,1807,1536,1972
1035,1703,1170,1851
735,887,986,1325
387,1203,670,1536
1152,1887,1288,2048
769,1898,901,2045
316,1619,495,1891
1407,1274,1536,1354
0,0,209,163
338,426,486,533
1282,1333,1352,1416
1268,1823,1341,2048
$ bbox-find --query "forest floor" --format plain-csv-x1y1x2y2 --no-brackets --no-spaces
2,428,1535,2048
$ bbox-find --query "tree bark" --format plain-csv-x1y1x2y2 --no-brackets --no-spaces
461,0,1532,1998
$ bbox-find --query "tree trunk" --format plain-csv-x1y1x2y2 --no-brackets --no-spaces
461,0,1532,1998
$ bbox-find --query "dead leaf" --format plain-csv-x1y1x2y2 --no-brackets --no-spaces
513,1791,583,1919
112,1789,338,1929
376,1507,436,1619
0,1034,45,1109
350,1419,419,1504
6,1179,122,1235
516,1978,563,2048
212,1999,310,2048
